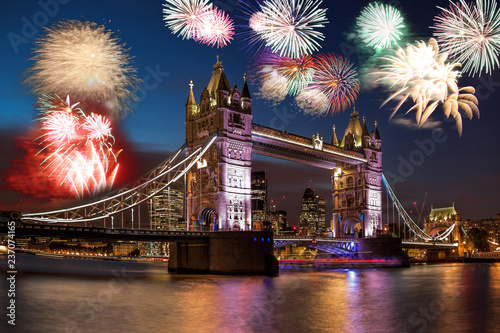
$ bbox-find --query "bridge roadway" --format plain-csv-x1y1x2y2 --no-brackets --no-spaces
0,222,457,252
275,236,458,252
401,241,458,250
0,221,209,242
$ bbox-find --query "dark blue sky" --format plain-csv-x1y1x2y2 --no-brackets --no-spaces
1,0,499,222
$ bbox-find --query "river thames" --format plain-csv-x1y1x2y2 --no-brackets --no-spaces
1,257,499,332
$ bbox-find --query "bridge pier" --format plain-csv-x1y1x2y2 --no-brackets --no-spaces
357,236,410,266
168,231,278,276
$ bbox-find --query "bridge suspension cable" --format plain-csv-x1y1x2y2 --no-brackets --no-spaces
382,173,456,242
22,134,218,223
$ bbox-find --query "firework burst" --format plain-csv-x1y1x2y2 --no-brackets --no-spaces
162,0,212,40
197,6,235,48
299,53,360,115
253,0,329,58
356,2,405,49
374,38,479,135
432,0,500,76
163,0,234,47
26,20,139,119
36,94,119,198
254,50,315,96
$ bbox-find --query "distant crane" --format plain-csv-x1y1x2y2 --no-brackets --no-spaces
271,195,286,213
413,192,428,227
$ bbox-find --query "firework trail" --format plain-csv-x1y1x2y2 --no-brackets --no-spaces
297,53,360,115
374,38,479,135
163,0,234,47
36,94,120,198
356,2,405,49
25,20,139,119
432,0,500,76
250,0,328,58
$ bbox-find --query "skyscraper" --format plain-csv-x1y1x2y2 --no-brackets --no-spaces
299,187,326,235
251,171,268,225
148,181,185,230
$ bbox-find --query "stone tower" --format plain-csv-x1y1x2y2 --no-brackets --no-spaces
331,110,382,237
185,57,253,231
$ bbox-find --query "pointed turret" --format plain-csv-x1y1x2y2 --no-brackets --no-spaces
362,116,369,136
185,80,197,120
241,73,252,113
242,73,251,98
340,109,363,148
331,125,338,146
374,120,381,140
185,80,196,106
207,55,231,95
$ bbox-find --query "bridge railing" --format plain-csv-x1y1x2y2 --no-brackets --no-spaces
2,222,209,237
274,235,357,242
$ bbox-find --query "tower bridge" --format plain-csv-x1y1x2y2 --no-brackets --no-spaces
1,57,462,274
185,57,383,237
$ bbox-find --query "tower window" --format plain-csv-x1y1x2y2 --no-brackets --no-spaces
347,177,354,188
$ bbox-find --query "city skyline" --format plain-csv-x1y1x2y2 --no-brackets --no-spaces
0,0,499,222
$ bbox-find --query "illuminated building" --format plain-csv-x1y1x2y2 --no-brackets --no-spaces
148,181,185,230
332,109,382,237
299,187,325,235
423,204,462,243
271,209,287,234
251,171,268,226
185,57,253,231
462,213,500,245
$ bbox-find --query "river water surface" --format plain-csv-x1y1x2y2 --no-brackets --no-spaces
1,256,499,333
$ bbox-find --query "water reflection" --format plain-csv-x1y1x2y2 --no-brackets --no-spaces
1,263,499,332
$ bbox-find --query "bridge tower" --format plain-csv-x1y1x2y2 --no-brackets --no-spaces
331,110,382,237
185,57,253,231
424,204,463,246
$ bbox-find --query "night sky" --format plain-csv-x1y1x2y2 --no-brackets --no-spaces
1,0,499,224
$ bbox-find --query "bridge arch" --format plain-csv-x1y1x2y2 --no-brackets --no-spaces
198,207,217,230
343,218,362,236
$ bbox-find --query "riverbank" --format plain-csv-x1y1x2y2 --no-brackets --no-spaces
0,253,169,277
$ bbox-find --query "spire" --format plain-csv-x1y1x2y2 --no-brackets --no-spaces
207,56,230,94
331,124,338,146
374,120,381,140
214,55,223,71
242,72,251,98
185,80,196,106
362,116,369,136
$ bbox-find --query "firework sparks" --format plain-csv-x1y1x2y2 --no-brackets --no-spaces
295,88,330,116
299,53,360,115
197,6,235,48
249,11,268,33
254,50,315,96
256,69,289,104
356,2,405,49
163,0,234,47
432,0,500,76
36,94,119,198
374,38,479,135
254,0,329,58
162,0,212,40
82,113,113,142
26,20,139,119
